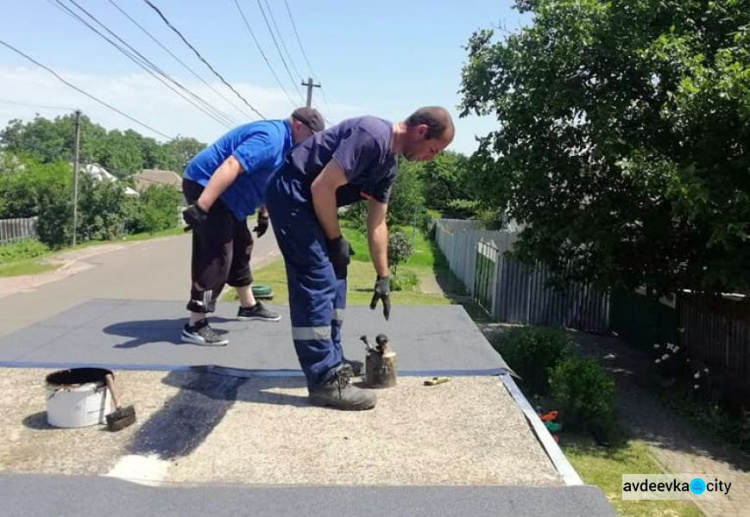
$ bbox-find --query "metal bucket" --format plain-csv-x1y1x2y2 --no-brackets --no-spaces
45,368,114,428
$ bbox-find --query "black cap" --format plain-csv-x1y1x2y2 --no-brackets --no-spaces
291,107,325,133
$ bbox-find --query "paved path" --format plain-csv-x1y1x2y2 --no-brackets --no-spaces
0,231,281,337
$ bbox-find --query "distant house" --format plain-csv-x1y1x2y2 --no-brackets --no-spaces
133,169,186,205
133,169,182,191
76,163,139,196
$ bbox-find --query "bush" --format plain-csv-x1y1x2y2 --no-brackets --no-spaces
388,231,413,274
340,202,367,232
390,271,418,291
125,185,181,234
75,175,129,241
549,357,615,428
0,239,49,264
494,326,572,395
35,186,73,248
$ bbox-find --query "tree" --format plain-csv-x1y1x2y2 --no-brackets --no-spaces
460,0,750,294
0,157,70,218
0,116,73,163
418,151,476,216
387,158,426,227
0,116,205,175
161,137,206,172
388,231,413,275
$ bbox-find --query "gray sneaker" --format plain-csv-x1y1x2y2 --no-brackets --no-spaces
181,319,229,346
237,301,281,322
309,366,377,411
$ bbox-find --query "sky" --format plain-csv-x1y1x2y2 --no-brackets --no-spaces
0,0,529,155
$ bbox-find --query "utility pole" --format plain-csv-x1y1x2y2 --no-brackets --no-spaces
72,109,81,247
301,76,320,108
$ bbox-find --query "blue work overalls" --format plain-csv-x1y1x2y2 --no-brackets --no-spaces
265,169,346,389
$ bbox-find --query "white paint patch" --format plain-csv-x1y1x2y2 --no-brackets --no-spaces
105,454,171,486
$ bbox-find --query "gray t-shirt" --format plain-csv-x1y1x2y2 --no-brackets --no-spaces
286,116,397,206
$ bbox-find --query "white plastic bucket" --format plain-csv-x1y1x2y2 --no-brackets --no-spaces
45,368,114,428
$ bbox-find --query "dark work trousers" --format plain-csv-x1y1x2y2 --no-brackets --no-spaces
183,178,253,314
265,170,346,390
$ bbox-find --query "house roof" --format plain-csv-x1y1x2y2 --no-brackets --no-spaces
133,169,182,191
75,163,139,196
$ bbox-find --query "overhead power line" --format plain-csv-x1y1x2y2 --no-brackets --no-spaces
255,0,304,103
108,0,252,122
0,39,173,139
282,0,333,120
0,99,75,111
232,0,297,109
52,0,236,129
143,0,265,119
263,0,303,81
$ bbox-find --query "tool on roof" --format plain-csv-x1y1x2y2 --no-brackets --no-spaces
362,333,397,388
104,373,136,432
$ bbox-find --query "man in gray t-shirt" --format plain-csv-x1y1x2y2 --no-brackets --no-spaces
266,107,454,411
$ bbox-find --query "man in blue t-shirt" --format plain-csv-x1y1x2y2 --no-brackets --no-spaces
180,107,325,346
266,106,454,410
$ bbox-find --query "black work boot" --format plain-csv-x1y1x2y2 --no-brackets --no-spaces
309,366,377,411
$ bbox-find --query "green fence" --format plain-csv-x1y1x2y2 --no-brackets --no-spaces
610,290,679,350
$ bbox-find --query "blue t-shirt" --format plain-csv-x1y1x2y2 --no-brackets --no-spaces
285,116,397,206
183,119,292,220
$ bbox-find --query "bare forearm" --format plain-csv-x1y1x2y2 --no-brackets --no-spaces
311,182,341,240
368,217,389,278
197,157,241,210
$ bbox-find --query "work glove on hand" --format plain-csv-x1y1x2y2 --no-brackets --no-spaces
326,236,351,280
253,213,269,237
182,203,208,232
370,275,391,321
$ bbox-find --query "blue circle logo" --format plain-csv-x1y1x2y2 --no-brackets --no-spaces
690,478,706,495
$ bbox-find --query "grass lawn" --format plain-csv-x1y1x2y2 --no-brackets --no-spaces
0,258,57,277
226,222,451,306
563,435,703,517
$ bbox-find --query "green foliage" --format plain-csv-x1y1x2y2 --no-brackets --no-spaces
35,188,72,248
0,158,71,218
74,175,129,241
460,0,750,295
549,357,616,428
390,270,418,291
494,326,572,395
387,159,426,227
125,185,182,234
0,115,205,176
0,239,49,265
387,231,414,274
417,151,478,217
340,201,368,232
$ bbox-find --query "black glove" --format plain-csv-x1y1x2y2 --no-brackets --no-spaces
370,275,391,320
183,203,208,232
326,236,351,280
253,213,269,237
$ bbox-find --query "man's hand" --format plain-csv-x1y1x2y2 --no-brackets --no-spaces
370,275,391,320
182,203,208,232
326,236,351,279
253,213,269,237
